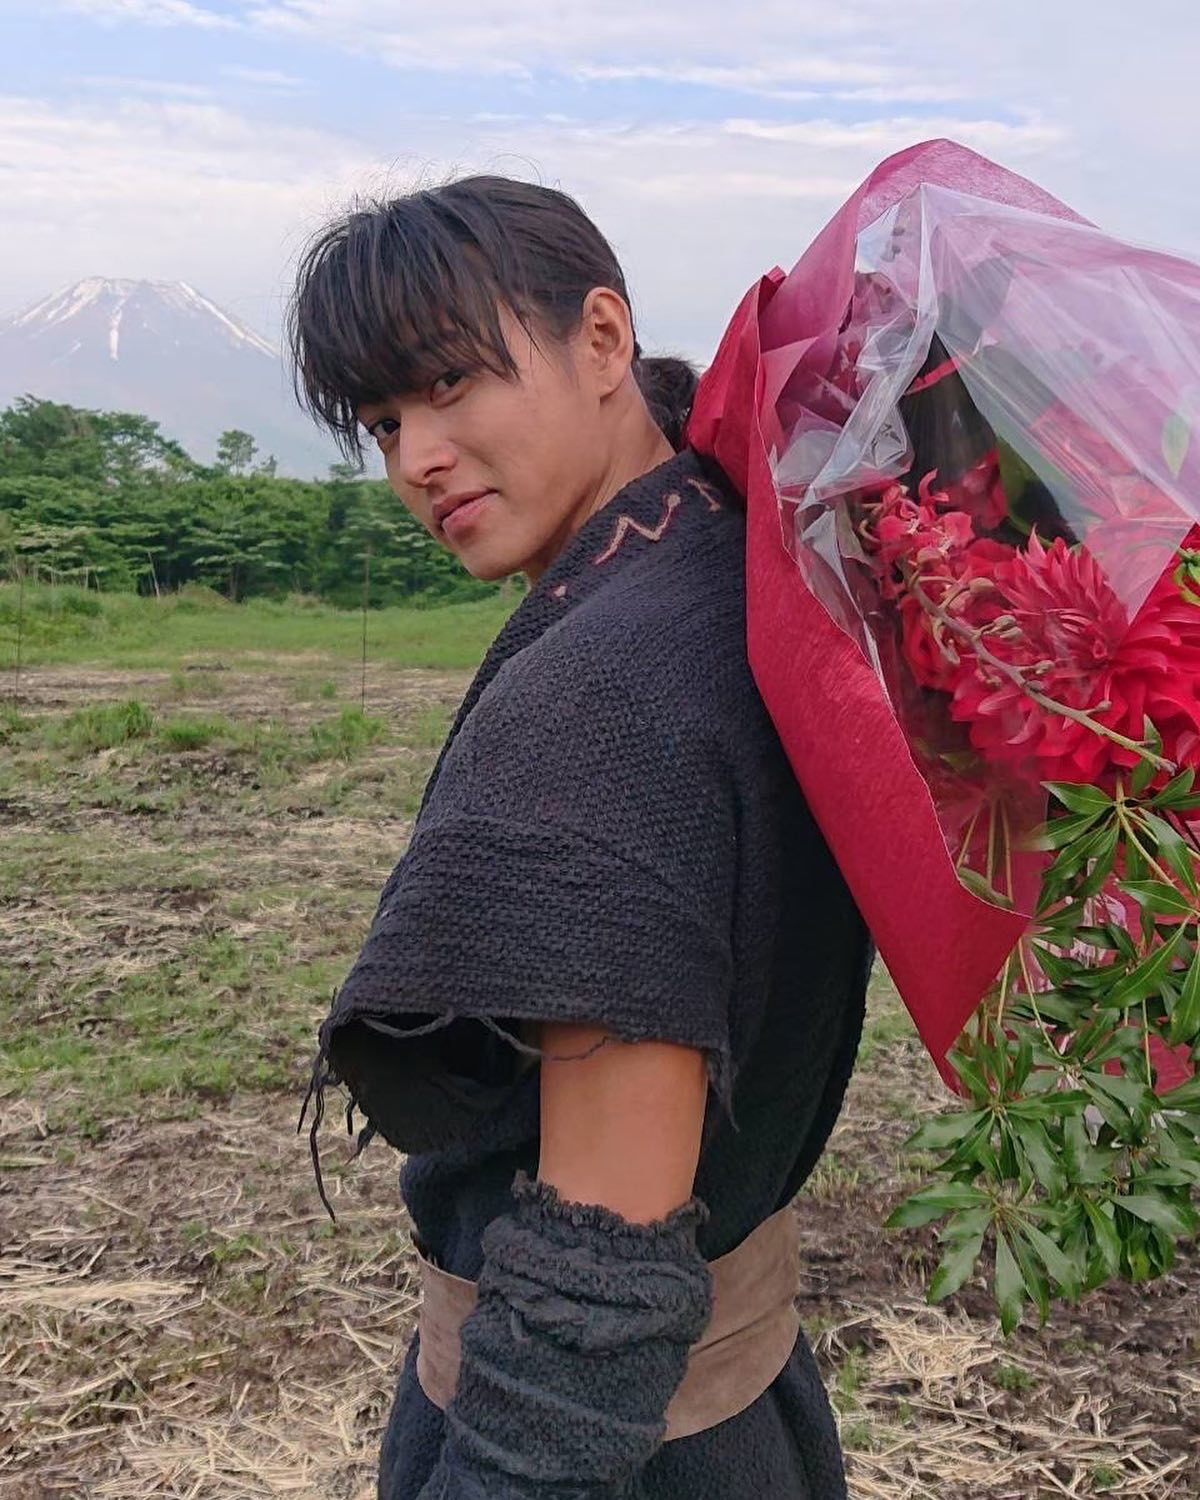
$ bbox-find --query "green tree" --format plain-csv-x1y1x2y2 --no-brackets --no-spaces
214,429,258,474
0,397,496,605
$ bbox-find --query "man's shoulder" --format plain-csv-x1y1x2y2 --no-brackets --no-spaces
492,558,756,767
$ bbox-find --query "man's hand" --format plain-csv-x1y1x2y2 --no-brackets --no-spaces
535,1023,708,1224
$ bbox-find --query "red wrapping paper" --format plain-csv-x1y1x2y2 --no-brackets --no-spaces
686,139,1197,1093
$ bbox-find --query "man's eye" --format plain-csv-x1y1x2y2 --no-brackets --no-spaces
367,417,400,446
430,370,467,398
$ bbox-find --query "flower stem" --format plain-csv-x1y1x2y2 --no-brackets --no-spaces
1001,800,1016,906
956,802,984,870
1115,784,1199,907
1017,934,1066,1060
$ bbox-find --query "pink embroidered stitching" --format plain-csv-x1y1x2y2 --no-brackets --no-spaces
593,491,682,566
686,477,725,513
551,583,568,600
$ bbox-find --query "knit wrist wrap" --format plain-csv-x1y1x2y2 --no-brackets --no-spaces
417,1172,713,1498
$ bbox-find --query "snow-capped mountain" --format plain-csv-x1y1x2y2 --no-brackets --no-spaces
0,278,342,477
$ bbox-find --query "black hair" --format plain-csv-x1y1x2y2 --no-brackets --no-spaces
286,175,698,461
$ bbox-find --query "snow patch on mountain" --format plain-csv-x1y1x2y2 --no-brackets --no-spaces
0,278,338,476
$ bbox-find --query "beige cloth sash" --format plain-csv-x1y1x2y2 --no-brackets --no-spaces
413,1202,801,1441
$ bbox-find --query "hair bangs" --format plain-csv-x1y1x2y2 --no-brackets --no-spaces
287,198,523,461
287,176,666,463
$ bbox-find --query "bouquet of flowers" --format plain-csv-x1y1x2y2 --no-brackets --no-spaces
688,139,1200,1330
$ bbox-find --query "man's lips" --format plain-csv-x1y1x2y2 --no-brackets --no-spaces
436,491,495,536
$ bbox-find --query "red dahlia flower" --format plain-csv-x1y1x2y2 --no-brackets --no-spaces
946,528,1200,786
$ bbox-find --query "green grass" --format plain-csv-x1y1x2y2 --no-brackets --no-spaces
833,1347,868,1412
1090,1462,1123,1491
1,926,351,1131
858,973,919,1066
7,699,393,769
1,580,516,669
155,714,229,750
988,1361,1037,1394
45,698,155,753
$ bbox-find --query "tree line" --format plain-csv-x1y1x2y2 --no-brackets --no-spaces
0,397,503,606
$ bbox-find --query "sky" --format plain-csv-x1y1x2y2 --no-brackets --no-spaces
2,0,1199,364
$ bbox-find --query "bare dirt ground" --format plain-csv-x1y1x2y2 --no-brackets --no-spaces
2,662,1198,1499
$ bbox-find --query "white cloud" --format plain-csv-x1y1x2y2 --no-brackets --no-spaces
0,93,370,331
0,83,1073,363
220,65,306,90
244,0,897,83
721,115,1067,157
59,0,237,27
14,0,1200,364
571,59,896,89
79,74,215,98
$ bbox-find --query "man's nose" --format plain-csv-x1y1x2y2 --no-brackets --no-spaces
392,410,455,492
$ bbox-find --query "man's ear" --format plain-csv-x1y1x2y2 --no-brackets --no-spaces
578,286,636,398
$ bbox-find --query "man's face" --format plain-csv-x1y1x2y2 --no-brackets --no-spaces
356,306,608,584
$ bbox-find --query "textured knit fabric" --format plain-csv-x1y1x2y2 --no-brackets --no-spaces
310,446,876,1499
419,1172,713,1497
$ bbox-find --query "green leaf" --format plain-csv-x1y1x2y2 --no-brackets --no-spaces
1007,1088,1090,1120
1126,1223,1154,1282
1155,768,1200,810
1007,1222,1051,1326
1103,926,1188,1010
1072,925,1123,952
1135,1163,1200,1187
1058,1207,1092,1285
1168,947,1200,1047
1009,1115,1066,1195
1028,944,1083,989
1042,782,1113,815
1112,1193,1197,1237
1081,1198,1122,1280
1162,409,1191,478
1012,1034,1034,1092
958,866,1015,910
941,1206,994,1241
928,1224,988,1301
943,1116,1001,1174
1009,990,1086,1027
1146,1225,1178,1278
1062,1114,1112,1185
883,1180,988,1230
947,1048,993,1104
1045,821,1119,887
902,1110,988,1154
1089,1070,1152,1125
1021,812,1101,852
1137,812,1200,895
1131,752,1157,796
1078,824,1121,898
1119,879,1196,918
1163,1123,1200,1182
1124,838,1150,886
1159,1073,1200,1113
992,1228,1024,1336
1020,1221,1082,1297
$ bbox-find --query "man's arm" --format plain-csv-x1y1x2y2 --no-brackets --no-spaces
536,1020,708,1223
416,1025,713,1499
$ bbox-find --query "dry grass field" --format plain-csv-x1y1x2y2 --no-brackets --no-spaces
2,628,1197,1498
